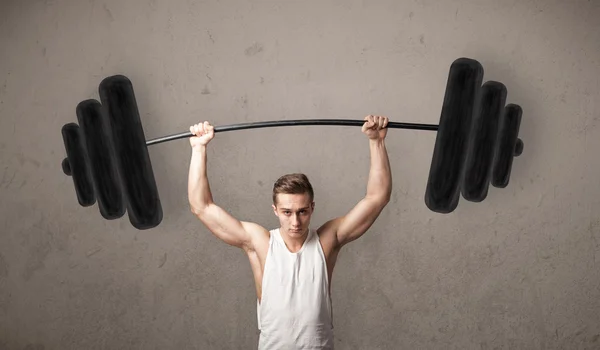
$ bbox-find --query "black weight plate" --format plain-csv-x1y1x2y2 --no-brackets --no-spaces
77,99,126,220
61,123,96,207
99,75,163,230
461,81,506,202
425,57,484,213
491,104,522,188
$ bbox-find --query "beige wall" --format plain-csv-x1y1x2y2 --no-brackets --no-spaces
1,0,599,349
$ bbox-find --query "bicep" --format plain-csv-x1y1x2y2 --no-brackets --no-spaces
195,203,262,249
335,196,388,246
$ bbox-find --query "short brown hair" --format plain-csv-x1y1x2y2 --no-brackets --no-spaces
272,173,314,205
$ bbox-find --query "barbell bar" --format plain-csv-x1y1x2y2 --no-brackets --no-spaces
146,119,439,146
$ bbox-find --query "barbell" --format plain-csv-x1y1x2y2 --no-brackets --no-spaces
60,57,524,230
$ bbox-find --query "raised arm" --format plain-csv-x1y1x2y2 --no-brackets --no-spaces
188,121,265,251
321,115,392,248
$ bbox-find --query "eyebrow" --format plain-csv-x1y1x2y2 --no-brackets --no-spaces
280,207,310,211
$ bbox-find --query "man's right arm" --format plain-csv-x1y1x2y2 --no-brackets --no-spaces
187,126,261,251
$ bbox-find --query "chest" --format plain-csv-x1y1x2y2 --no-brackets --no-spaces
272,248,326,283
262,243,338,279
247,232,339,298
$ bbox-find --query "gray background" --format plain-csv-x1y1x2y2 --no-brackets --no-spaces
1,0,599,349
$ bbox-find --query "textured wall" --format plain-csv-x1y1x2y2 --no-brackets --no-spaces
1,0,599,349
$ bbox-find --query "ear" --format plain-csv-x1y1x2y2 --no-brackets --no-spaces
272,204,279,217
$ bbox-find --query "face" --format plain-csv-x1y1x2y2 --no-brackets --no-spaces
272,193,315,239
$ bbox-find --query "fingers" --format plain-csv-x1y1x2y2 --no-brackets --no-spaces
202,121,214,135
189,121,214,136
379,116,387,129
362,115,373,132
363,115,389,129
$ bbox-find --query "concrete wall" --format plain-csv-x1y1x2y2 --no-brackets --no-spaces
1,0,598,349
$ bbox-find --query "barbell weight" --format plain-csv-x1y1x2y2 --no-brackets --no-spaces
60,57,525,229
98,75,163,230
61,123,96,207
425,58,484,213
76,99,125,220
491,103,523,188
461,80,508,203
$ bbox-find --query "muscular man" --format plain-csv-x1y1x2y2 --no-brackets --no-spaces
187,115,392,349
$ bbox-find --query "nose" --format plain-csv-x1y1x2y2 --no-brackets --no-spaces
292,215,300,226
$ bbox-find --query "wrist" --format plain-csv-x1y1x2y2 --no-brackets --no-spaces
191,145,207,153
368,138,385,146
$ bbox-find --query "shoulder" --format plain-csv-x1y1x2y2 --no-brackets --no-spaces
240,222,271,252
317,218,342,252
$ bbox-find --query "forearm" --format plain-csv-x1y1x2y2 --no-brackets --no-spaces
188,146,214,213
366,139,392,202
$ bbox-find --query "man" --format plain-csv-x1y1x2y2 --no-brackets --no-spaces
187,115,392,349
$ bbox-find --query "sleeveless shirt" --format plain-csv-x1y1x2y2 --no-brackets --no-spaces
256,227,334,349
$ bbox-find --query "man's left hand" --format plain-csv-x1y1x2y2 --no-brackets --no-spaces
362,115,389,140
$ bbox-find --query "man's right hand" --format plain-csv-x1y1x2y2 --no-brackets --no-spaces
189,121,215,148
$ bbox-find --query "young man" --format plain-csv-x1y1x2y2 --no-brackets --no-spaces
188,115,392,349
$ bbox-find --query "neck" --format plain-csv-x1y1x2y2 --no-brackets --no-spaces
280,227,309,252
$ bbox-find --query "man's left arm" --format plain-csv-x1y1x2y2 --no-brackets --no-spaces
325,115,392,248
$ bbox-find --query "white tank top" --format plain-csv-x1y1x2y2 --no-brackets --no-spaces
257,227,334,349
